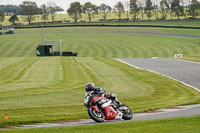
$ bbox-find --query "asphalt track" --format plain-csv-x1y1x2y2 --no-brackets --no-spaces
91,31,200,38
116,58,200,92
66,31,200,38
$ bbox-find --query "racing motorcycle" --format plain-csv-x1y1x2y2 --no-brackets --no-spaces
84,91,133,122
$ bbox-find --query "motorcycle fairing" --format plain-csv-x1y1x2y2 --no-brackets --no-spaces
91,105,99,112
104,106,119,120
91,95,104,103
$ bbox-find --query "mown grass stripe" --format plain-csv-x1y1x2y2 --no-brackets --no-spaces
0,57,25,71
0,58,39,85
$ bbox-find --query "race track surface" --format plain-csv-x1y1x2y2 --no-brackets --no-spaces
66,30,200,38
101,31,200,38
116,58,200,92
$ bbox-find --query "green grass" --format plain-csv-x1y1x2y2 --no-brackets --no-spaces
0,27,200,60
0,27,200,127
1,115,200,133
0,57,200,127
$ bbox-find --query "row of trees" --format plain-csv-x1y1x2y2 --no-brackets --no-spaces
0,0,200,25
67,0,200,22
0,5,19,15
144,0,200,20
0,1,64,25
67,2,128,23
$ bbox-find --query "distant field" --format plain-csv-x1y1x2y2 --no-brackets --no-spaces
0,27,200,127
0,27,200,60
1,115,200,133
1,13,200,27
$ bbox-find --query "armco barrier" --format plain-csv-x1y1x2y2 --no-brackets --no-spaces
13,24,200,29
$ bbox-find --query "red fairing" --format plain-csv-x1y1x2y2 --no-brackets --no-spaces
104,106,119,120
91,95,104,103
91,105,99,112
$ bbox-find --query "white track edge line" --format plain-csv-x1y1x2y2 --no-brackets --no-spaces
135,104,200,117
180,59,200,65
114,58,200,93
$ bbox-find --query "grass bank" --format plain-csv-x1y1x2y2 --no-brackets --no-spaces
1,115,200,133
0,57,200,127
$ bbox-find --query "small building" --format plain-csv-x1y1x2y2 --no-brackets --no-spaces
36,45,53,56
36,45,77,57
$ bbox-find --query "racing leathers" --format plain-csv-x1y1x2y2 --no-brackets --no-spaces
85,87,121,105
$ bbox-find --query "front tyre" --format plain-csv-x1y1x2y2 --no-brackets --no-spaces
118,104,133,120
88,107,105,122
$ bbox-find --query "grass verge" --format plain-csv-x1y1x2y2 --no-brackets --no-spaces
1,115,200,133
0,57,200,127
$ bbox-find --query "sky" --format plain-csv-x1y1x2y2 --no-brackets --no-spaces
0,0,129,11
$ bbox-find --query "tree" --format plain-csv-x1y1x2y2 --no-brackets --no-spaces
153,0,159,20
138,0,146,20
113,2,124,20
46,1,64,23
160,0,170,20
40,4,49,23
188,0,200,19
130,0,140,21
145,0,153,20
19,1,40,25
171,0,184,20
181,0,190,19
124,1,130,19
0,9,5,22
47,7,56,22
8,15,19,25
82,2,98,22
98,4,111,21
0,5,19,15
166,0,174,20
67,2,82,23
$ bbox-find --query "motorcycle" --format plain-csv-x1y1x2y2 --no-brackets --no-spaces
84,92,133,122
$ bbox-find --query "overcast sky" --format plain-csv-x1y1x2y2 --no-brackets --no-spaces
0,0,129,11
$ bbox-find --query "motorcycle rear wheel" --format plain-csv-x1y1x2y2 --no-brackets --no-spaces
88,107,105,122
119,104,133,120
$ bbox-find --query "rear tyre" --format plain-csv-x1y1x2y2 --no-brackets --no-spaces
118,104,133,120
88,107,105,122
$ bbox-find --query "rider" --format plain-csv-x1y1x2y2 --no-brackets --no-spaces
85,83,122,105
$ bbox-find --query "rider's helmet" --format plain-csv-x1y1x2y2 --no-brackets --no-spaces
95,87,106,95
85,83,95,92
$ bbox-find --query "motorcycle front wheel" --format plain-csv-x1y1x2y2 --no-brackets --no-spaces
88,107,105,122
118,104,133,120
